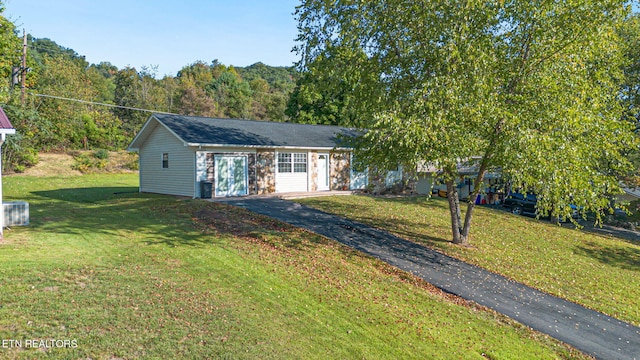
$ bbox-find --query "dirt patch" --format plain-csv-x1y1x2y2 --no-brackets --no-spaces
16,153,82,177
10,151,138,177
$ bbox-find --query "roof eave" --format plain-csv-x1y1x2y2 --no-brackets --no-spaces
128,114,189,151
187,143,352,151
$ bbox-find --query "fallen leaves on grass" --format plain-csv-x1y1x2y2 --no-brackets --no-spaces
192,203,293,238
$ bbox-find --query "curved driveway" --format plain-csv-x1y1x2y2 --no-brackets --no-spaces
225,198,640,360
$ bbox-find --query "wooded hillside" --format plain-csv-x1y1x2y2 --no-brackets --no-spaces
0,7,298,172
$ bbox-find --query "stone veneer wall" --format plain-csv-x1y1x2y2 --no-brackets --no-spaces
310,152,318,192
206,153,215,184
256,150,276,194
247,154,257,195
330,151,350,190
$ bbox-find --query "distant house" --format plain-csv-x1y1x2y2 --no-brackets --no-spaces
618,187,640,203
414,159,504,203
128,114,368,198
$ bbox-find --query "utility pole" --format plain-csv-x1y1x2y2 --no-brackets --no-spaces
21,29,26,104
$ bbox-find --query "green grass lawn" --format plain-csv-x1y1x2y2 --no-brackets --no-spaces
0,174,589,359
299,195,640,328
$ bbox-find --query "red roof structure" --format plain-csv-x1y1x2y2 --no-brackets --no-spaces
0,107,14,131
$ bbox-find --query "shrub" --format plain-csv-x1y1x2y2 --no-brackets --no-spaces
93,149,110,160
21,150,39,167
72,153,93,173
125,159,139,171
72,152,107,173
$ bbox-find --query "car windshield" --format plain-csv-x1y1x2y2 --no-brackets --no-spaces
509,192,537,202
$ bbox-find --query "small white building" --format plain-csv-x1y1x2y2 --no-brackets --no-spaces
0,107,16,237
128,114,368,198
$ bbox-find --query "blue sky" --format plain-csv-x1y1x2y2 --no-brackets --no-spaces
4,0,301,77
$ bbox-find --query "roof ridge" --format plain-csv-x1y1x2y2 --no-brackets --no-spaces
144,113,357,149
153,113,353,130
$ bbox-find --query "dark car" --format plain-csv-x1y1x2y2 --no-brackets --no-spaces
503,192,579,220
503,193,538,216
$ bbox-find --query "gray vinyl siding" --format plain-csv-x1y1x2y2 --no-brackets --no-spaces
139,124,195,197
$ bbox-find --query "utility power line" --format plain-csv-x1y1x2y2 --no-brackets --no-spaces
29,93,175,114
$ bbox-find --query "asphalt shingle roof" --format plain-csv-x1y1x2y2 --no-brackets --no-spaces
154,114,357,148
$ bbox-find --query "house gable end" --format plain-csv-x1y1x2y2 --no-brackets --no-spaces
128,115,189,152
138,124,196,197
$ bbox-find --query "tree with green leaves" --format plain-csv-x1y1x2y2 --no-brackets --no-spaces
618,13,640,187
295,0,637,245
285,58,362,126
0,2,21,103
28,37,88,69
208,66,253,119
175,62,220,117
34,54,100,149
113,67,149,137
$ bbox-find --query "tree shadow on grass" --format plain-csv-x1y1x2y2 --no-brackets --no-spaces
188,201,342,255
563,221,640,247
30,187,340,251
224,197,465,272
300,196,452,246
32,186,142,204
28,187,220,247
574,241,640,272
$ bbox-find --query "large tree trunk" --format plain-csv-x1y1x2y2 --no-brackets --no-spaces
459,164,490,244
445,160,493,246
446,180,468,245
460,199,476,246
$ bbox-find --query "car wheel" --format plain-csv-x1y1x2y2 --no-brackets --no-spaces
511,206,523,215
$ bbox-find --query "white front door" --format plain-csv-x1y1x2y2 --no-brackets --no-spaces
215,155,248,197
317,153,330,191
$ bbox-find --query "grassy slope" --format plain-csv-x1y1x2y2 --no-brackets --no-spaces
0,174,586,359
299,196,640,327
12,151,137,177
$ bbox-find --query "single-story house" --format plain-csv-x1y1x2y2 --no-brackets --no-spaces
414,159,504,203
127,114,368,198
617,187,640,203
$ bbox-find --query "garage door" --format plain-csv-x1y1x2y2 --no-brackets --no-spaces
215,155,248,197
275,152,308,193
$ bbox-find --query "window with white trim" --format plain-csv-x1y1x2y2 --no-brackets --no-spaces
293,153,307,173
277,153,291,173
162,153,169,168
277,152,307,173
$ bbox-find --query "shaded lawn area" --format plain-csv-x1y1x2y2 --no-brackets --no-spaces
299,195,640,327
0,174,589,359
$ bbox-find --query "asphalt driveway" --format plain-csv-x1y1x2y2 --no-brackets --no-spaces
225,197,640,360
